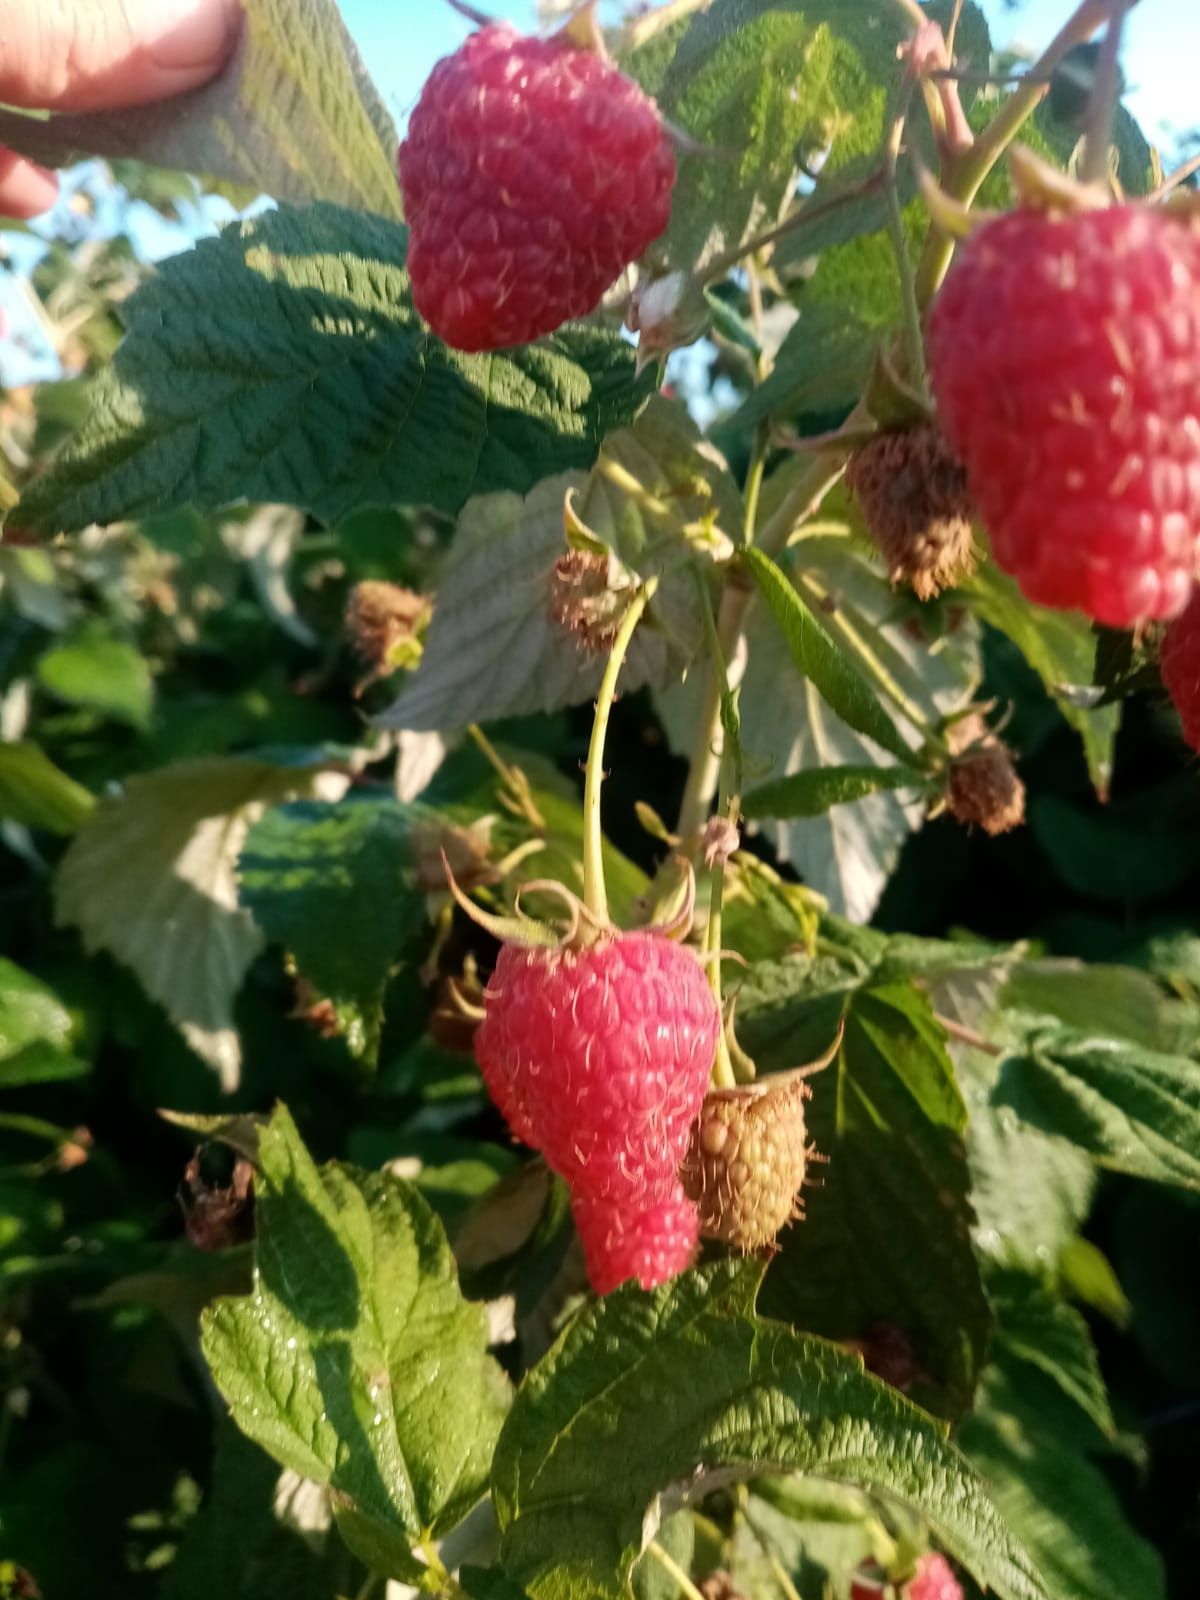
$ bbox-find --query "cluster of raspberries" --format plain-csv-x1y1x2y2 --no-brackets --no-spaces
473,931,719,1293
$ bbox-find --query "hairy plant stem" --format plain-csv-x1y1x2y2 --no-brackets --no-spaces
882,86,929,399
621,0,708,51
700,166,888,288
582,581,657,926
646,1540,709,1600
694,572,742,1089
1079,0,1135,186
913,0,1138,307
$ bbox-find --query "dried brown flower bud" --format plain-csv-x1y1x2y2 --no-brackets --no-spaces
846,426,976,601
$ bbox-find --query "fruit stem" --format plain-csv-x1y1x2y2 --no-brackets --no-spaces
881,86,930,401
621,0,709,52
742,423,769,544
700,167,889,287
646,1542,708,1600
582,580,657,926
1079,0,1134,187
913,0,1134,307
693,570,742,1090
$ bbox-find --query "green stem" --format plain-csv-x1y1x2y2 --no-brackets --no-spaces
913,0,1132,307
741,1512,805,1600
693,572,742,1091
646,1542,708,1600
1079,0,1134,186
742,424,769,546
701,166,888,287
582,581,657,925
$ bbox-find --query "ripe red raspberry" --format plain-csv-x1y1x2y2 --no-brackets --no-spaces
475,931,718,1200
927,204,1200,627
398,24,676,352
474,930,718,1292
572,1184,699,1294
1160,590,1200,750
905,1554,963,1600
850,1554,961,1600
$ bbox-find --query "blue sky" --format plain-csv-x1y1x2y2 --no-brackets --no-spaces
341,0,1198,151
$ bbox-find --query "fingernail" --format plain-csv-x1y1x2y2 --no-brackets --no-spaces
144,0,241,77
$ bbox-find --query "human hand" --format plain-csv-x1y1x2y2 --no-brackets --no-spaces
0,0,240,218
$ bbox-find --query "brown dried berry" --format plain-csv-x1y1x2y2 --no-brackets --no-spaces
411,815,497,897
180,1150,255,1252
945,713,1025,836
699,1572,749,1600
345,581,430,688
546,549,627,653
846,425,976,601
681,1075,814,1252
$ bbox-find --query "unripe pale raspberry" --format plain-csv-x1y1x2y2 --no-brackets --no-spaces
398,24,676,352
572,1184,699,1293
474,931,719,1207
680,1077,812,1252
845,426,976,601
927,204,1200,627
1160,590,1200,751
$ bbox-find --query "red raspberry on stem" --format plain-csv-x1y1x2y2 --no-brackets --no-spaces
398,23,676,352
927,200,1200,628
850,1554,962,1600
474,929,719,1293
572,1184,700,1295
1160,589,1200,751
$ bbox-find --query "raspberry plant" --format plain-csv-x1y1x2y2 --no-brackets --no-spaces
1,3,1199,1599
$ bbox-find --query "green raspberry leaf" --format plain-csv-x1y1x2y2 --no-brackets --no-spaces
743,977,990,1417
201,1104,510,1576
742,547,912,763
18,205,647,536
963,565,1120,803
744,761,932,819
961,1364,1165,1600
378,400,729,733
987,1267,1116,1442
54,754,349,1089
992,1026,1200,1191
238,797,427,1065
0,0,400,216
35,622,154,732
493,1260,1047,1600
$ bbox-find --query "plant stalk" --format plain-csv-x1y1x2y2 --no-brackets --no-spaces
646,1542,709,1600
881,87,929,399
913,0,1139,306
582,581,657,925
1079,0,1135,187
